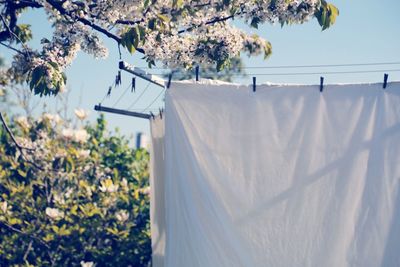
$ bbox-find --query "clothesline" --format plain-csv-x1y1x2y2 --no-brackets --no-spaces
132,61,400,70
143,69,400,76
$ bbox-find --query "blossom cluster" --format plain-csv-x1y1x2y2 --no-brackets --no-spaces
3,0,335,95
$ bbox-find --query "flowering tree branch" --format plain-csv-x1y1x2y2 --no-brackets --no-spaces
0,0,339,97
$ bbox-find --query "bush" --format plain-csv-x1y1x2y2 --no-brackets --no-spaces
0,113,151,266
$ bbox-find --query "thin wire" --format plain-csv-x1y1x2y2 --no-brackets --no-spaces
112,82,132,107
133,61,400,70
242,62,400,69
141,88,166,113
243,69,400,76
127,81,151,110
99,87,111,104
146,69,400,76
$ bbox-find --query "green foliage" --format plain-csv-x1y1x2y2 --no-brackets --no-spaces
0,114,151,266
315,0,339,31
13,24,33,44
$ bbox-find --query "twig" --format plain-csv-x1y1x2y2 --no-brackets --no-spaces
0,221,50,249
0,112,45,171
23,240,33,262
0,112,34,151
0,41,25,55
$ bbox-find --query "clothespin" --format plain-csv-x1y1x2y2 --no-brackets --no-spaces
383,73,389,89
115,71,122,87
320,77,324,92
159,108,163,119
107,86,112,97
253,77,256,92
131,77,136,92
167,73,173,89
195,66,200,82
150,111,155,120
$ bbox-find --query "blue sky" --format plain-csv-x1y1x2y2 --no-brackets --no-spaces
1,0,400,137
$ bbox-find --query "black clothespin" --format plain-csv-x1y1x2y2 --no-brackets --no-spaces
159,108,163,119
115,71,122,87
383,73,389,89
253,77,256,92
107,86,112,97
320,77,324,92
195,66,200,82
131,77,136,92
167,73,173,89
150,111,155,120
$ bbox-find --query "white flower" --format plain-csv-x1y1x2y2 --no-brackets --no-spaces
99,179,119,193
80,261,94,267
53,194,65,205
42,113,54,121
15,116,30,129
77,149,91,158
53,114,62,124
74,108,89,120
121,178,128,189
45,207,64,220
74,129,90,143
1,201,9,213
115,210,129,223
139,186,151,195
62,128,74,139
65,187,74,199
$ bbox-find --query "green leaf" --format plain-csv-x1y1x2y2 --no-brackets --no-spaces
172,0,184,8
250,17,261,29
17,169,27,178
157,14,170,23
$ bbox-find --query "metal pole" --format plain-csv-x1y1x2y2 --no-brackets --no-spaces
94,105,151,120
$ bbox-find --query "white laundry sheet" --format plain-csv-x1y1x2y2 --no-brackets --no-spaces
150,80,400,267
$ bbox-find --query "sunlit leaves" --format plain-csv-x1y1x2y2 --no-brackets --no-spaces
13,24,33,44
28,63,66,97
316,0,339,31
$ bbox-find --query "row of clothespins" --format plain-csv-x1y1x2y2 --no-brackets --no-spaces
317,73,390,92
166,67,391,92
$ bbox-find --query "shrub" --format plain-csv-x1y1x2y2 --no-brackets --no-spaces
0,113,151,266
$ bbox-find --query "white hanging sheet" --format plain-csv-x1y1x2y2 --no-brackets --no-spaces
150,117,166,267
151,80,400,267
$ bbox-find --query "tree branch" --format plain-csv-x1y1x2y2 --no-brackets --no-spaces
0,112,47,172
44,0,145,53
0,221,50,249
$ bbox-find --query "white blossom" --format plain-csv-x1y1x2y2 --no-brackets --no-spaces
62,128,74,139
139,186,150,195
80,261,95,267
99,179,119,193
45,207,64,220
0,201,10,214
78,149,91,158
74,108,89,120
74,129,90,143
115,210,129,223
15,116,30,129
53,194,66,205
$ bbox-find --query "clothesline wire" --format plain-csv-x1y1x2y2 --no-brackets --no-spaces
141,88,166,113
132,61,400,70
145,69,400,76
126,81,152,110
112,82,132,108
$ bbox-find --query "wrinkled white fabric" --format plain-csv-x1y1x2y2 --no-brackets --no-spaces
150,117,165,267
153,80,400,267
